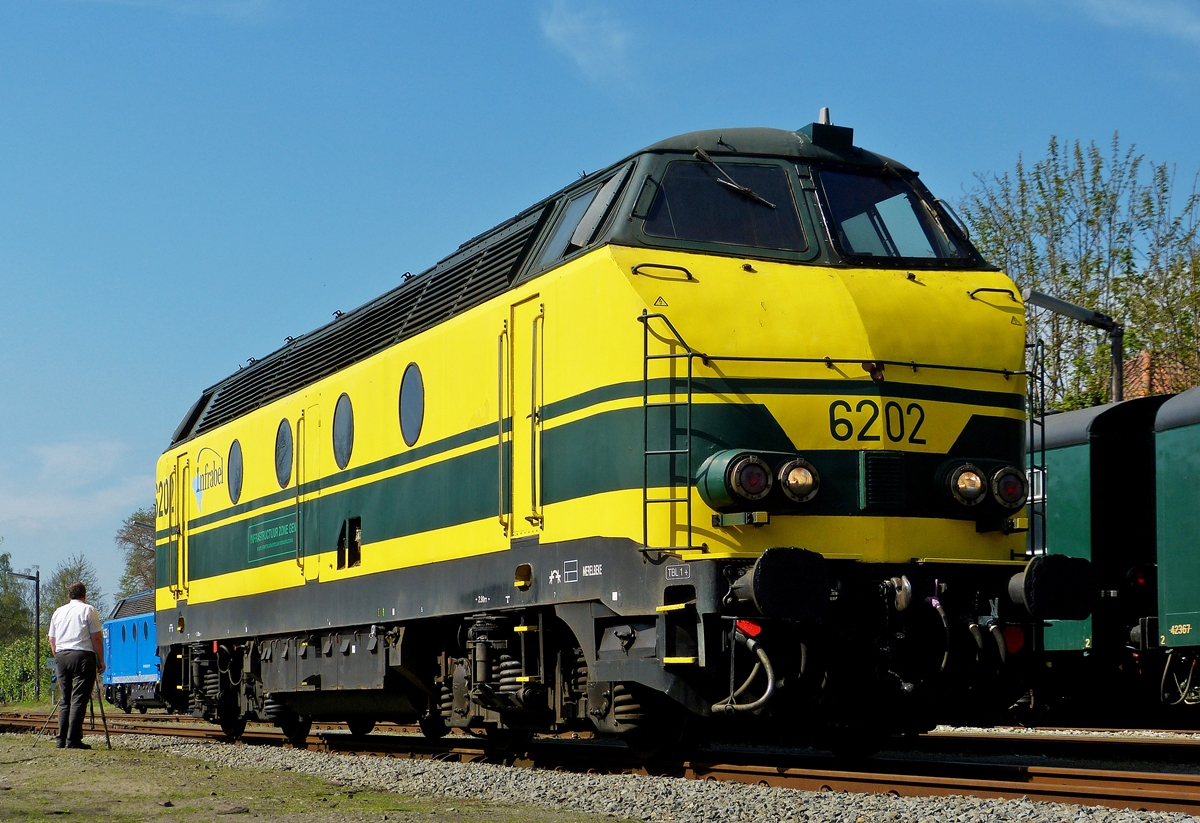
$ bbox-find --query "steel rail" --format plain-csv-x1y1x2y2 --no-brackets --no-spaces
3,712,1199,814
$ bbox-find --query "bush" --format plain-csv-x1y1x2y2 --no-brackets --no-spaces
0,637,52,704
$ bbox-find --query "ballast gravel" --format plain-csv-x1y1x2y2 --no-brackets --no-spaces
99,733,1198,823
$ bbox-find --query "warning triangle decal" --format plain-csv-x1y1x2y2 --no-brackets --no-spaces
653,296,668,307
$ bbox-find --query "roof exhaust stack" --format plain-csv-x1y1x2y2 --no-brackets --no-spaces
799,107,854,153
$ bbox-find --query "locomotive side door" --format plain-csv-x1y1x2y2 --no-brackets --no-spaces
510,297,544,537
298,402,322,583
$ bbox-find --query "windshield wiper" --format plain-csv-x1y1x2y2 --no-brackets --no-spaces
693,147,776,209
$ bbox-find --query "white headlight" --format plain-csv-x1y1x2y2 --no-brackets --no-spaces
779,458,820,503
950,464,986,506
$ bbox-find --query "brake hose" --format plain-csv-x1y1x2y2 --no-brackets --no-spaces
712,634,776,714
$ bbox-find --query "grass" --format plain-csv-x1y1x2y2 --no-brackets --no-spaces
0,736,626,822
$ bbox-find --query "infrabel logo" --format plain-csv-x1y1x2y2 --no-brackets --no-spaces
193,447,224,513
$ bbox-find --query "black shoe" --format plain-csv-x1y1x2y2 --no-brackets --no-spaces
65,742,91,750
55,740,65,749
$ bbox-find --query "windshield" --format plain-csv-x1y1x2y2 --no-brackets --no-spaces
643,161,807,252
818,169,967,261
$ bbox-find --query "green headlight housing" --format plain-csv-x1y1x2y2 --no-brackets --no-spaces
698,449,818,511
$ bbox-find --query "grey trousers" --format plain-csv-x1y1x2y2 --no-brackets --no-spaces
55,650,96,746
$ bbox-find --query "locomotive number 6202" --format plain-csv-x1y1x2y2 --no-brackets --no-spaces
829,399,926,444
155,476,175,518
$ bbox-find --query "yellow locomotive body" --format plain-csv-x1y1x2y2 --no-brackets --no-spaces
154,123,1066,746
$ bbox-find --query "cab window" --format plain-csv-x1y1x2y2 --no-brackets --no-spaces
537,190,597,268
535,164,631,270
817,169,968,261
642,161,806,252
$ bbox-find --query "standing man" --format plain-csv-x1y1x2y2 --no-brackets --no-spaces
47,581,104,750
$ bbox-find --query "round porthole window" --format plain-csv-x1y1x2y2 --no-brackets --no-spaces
275,418,293,488
227,440,244,504
399,363,424,447
333,393,354,470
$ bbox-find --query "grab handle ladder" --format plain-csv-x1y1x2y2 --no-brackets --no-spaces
1025,338,1047,557
638,310,703,556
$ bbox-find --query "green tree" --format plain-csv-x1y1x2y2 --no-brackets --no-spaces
1121,165,1200,392
116,506,156,597
0,551,35,646
961,134,1200,409
42,553,105,628
0,636,50,704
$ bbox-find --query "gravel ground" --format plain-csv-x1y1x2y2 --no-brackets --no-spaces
46,731,1197,823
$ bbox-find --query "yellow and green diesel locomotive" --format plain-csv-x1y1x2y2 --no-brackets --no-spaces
154,118,1089,747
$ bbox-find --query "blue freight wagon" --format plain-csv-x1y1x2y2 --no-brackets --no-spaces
102,590,165,712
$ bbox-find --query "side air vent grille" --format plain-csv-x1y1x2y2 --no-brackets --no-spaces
858,450,905,511
181,205,551,441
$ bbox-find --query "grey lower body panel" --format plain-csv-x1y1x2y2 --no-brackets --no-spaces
160,536,721,646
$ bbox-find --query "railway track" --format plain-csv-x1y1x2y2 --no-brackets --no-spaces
3,711,1199,815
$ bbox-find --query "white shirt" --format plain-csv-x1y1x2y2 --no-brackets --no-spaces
48,599,102,654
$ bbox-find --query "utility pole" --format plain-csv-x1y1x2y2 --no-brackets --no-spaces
3,568,41,701
1022,289,1126,402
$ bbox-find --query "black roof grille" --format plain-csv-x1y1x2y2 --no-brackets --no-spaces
180,205,550,442
109,589,156,619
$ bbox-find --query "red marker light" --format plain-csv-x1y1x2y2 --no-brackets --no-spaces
729,455,773,501
1003,625,1025,655
735,618,763,638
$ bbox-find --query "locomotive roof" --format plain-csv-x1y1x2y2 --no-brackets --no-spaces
640,126,907,171
1156,385,1200,432
167,123,914,447
1035,395,1174,450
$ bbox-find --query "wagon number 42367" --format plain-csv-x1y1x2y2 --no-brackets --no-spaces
828,400,927,444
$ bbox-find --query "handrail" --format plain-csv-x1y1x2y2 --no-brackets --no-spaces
168,467,179,598
969,286,1019,302
181,462,189,594
638,310,1028,378
295,412,303,568
632,263,695,281
528,307,544,526
497,322,508,530
704,355,1027,379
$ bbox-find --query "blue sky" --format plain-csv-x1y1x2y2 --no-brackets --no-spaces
1,0,1198,607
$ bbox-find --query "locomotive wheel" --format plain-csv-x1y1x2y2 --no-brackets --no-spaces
346,717,376,737
615,682,685,761
138,706,147,715
418,716,449,739
483,726,533,757
220,716,247,741
278,714,313,746
826,729,883,760
623,726,677,761
621,707,689,761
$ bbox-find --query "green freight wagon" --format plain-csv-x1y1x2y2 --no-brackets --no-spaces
1155,386,1200,704
1032,395,1171,720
